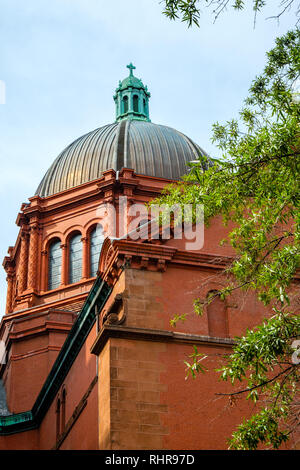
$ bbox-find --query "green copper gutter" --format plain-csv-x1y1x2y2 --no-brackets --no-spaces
0,277,112,435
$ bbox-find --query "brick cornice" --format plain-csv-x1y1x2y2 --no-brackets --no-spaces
99,237,235,285
10,345,62,362
2,255,15,273
21,169,168,220
0,292,89,332
8,321,74,343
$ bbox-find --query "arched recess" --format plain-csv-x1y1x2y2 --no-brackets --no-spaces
89,224,104,277
133,94,139,112
48,238,62,290
68,232,83,284
206,290,229,338
123,95,128,113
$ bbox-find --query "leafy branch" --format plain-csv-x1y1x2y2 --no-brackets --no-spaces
162,0,300,27
153,29,300,449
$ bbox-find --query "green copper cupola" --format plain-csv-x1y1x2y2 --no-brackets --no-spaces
114,63,151,122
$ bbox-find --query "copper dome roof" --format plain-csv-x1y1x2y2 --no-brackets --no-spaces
35,119,208,197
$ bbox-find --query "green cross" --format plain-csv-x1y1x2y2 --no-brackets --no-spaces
127,63,136,76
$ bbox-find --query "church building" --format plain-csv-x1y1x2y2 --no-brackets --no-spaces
0,65,292,450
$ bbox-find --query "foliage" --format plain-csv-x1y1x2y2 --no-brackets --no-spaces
162,0,300,27
184,345,208,378
152,29,300,449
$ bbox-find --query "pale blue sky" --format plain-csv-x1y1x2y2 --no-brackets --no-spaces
0,0,297,316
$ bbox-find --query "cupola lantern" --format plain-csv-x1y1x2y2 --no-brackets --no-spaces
113,63,151,122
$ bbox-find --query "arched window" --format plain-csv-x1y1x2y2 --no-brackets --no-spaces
69,233,82,284
123,95,128,113
90,225,104,277
207,290,228,338
48,239,62,290
143,98,146,112
133,95,139,113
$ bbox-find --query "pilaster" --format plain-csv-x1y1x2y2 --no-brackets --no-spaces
5,270,15,314
60,243,68,287
18,230,29,294
27,223,39,292
81,237,89,279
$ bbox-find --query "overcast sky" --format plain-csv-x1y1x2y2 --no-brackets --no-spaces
0,0,297,317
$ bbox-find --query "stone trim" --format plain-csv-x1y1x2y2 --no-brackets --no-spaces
91,324,235,356
10,345,62,362
1,291,90,323
99,238,235,287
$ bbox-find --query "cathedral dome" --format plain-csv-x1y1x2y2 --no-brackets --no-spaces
35,65,208,197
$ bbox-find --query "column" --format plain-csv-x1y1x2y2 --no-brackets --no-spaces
60,243,68,286
27,223,39,292
81,237,89,279
5,271,14,314
18,230,29,294
128,91,133,113
41,250,48,291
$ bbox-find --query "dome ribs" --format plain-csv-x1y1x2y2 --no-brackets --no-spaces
115,120,127,171
35,121,209,197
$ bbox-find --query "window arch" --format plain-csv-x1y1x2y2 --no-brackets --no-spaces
123,95,128,113
48,239,62,290
69,233,82,284
133,94,139,113
90,225,104,277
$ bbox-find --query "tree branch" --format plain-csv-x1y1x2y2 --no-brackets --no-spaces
216,366,295,397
